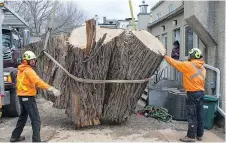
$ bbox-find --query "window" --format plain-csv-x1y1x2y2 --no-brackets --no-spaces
2,29,11,49
12,34,21,49
2,34,10,48
164,37,167,49
173,29,180,42
185,26,194,56
157,13,161,20
162,34,167,50
168,4,174,13
156,36,160,40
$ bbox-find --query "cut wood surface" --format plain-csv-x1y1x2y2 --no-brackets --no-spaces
68,26,124,49
22,21,166,128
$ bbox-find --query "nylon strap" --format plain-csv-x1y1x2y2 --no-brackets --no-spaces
190,63,205,80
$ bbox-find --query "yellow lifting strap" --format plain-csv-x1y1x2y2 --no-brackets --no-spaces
128,0,136,30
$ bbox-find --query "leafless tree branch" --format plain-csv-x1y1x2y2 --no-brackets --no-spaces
6,0,86,36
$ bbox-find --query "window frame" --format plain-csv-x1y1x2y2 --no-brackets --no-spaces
157,12,161,20
156,35,160,40
172,28,180,42
183,25,199,59
162,33,168,50
168,3,174,13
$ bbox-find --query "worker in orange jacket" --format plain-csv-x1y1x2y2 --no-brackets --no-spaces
164,48,206,142
10,51,61,142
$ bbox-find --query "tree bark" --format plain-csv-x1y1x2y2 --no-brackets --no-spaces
85,19,96,55
22,26,165,128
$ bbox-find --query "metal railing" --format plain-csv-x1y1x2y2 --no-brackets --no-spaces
149,61,183,87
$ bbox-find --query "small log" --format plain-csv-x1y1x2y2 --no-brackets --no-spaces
85,19,96,55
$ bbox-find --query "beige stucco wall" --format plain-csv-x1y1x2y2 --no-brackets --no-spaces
149,1,225,111
148,13,186,80
148,13,187,58
152,1,183,22
184,1,226,110
137,14,150,30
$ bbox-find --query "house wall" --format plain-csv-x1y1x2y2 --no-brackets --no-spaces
149,1,226,111
148,12,199,63
116,21,130,29
98,24,117,29
184,1,226,110
152,1,183,22
137,14,150,30
149,13,186,56
127,21,138,30
149,13,183,80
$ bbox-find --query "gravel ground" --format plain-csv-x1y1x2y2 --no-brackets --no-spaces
0,97,225,142
37,97,189,131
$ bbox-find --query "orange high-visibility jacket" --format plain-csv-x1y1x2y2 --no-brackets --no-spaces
164,55,206,92
17,64,50,96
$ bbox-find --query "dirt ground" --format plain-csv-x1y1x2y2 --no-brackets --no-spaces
0,97,225,142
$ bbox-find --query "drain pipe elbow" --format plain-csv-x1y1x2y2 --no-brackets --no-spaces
204,64,225,118
218,106,226,118
204,64,220,98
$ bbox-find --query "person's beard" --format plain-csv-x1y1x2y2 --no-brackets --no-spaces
28,61,36,67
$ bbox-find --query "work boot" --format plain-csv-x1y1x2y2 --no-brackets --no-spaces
179,136,195,142
10,136,25,142
196,136,202,141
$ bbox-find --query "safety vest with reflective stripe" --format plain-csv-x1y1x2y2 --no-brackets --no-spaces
164,55,206,91
190,63,205,80
17,75,28,92
17,64,50,96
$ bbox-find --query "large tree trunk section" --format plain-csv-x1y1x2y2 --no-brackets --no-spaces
101,31,163,123
22,25,165,128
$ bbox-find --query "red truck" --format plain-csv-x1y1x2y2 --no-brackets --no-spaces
0,3,29,117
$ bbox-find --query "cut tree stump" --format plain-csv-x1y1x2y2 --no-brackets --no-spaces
22,21,166,128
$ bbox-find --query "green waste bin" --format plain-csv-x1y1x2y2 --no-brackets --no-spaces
203,95,218,129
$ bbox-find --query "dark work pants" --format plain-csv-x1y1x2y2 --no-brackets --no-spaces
11,96,41,142
186,91,204,138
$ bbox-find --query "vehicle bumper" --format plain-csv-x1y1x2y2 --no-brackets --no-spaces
4,82,15,90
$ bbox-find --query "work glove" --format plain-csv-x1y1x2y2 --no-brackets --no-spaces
47,86,61,97
163,52,167,57
163,53,167,58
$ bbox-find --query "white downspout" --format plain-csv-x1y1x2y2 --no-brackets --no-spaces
204,64,225,117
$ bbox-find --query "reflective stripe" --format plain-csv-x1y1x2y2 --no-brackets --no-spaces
190,63,205,80
18,75,28,91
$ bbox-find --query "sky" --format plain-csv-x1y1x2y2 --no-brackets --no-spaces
75,0,159,23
